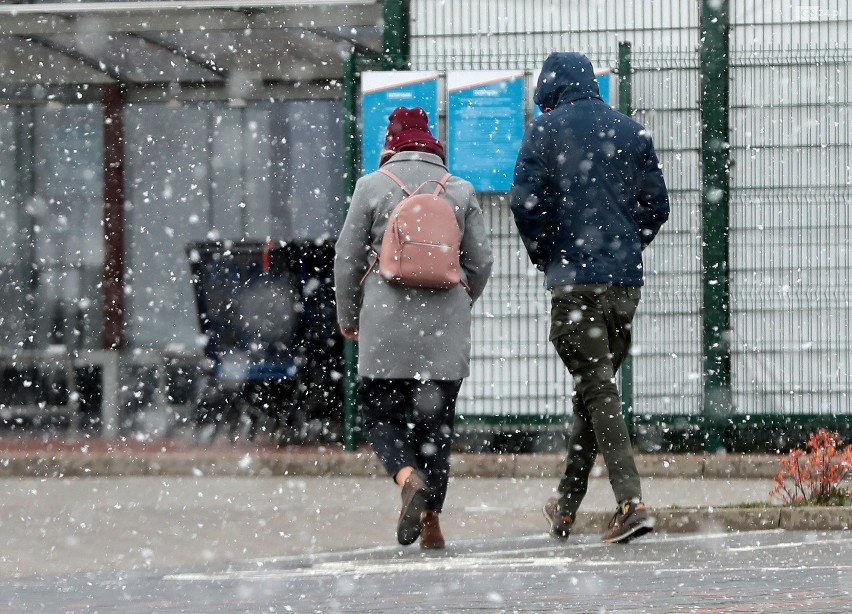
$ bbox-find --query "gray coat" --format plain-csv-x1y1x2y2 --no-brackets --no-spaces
334,151,494,380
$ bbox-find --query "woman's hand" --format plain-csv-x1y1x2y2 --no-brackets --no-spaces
340,326,359,342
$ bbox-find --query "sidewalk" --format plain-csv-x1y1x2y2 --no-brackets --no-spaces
0,473,777,579
1,437,850,547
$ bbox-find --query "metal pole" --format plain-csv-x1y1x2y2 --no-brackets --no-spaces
84,349,120,438
103,85,126,351
700,0,732,452
617,41,635,441
341,52,359,452
382,0,410,70
617,42,633,117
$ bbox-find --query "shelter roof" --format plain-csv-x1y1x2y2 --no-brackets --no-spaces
0,1,383,100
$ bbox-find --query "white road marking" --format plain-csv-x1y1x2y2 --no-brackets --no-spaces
652,565,852,573
164,557,852,584
163,531,851,584
247,530,736,568
726,537,852,553
164,556,663,582
249,544,392,565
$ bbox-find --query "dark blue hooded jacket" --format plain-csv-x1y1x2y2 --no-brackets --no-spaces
510,52,669,288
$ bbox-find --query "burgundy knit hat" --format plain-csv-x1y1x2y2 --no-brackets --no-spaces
379,106,445,166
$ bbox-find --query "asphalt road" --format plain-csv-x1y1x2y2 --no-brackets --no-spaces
1,530,849,612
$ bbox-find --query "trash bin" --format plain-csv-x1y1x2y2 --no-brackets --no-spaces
185,239,342,444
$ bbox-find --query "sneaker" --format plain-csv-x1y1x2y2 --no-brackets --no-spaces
397,472,428,545
542,497,574,539
419,511,445,550
601,499,654,544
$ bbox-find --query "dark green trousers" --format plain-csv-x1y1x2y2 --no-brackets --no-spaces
550,284,642,516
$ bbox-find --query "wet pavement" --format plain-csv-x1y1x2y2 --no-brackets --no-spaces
0,439,850,611
1,530,850,612
0,474,776,579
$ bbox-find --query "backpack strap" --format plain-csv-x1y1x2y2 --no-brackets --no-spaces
377,168,413,196
378,168,452,197
431,173,451,196
359,250,379,286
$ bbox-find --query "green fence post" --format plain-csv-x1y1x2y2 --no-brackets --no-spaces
618,42,633,116
382,0,410,71
342,51,360,452
617,41,635,441
700,0,732,452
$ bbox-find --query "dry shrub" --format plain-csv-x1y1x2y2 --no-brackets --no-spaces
770,428,852,506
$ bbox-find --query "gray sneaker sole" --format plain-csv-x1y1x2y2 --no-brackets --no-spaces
601,519,654,544
542,503,571,539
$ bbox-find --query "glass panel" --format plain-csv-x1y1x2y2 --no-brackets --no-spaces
0,38,114,86
0,105,24,348
209,105,246,237
48,32,221,84
124,103,211,350
32,103,104,349
0,105,17,264
281,100,345,240
121,99,346,351
243,105,282,239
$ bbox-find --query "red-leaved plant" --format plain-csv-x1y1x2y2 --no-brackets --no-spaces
770,428,852,506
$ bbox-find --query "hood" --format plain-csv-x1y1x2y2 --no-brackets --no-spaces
534,52,601,113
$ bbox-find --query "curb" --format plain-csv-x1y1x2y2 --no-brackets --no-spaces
0,451,384,479
571,506,852,535
0,450,783,480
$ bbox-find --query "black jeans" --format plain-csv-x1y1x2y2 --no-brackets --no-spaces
550,284,642,517
358,377,462,513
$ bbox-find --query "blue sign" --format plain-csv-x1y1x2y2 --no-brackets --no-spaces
447,71,525,192
596,72,611,106
361,72,439,175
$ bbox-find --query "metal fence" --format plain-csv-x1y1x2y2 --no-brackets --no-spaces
730,44,851,417
409,0,852,448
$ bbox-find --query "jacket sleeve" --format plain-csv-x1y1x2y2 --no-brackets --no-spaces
635,135,670,250
333,179,372,331
459,186,494,303
509,119,552,270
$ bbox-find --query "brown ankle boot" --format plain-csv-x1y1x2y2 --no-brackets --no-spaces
397,472,428,545
419,511,445,550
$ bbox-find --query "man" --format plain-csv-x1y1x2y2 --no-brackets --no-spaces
510,52,669,543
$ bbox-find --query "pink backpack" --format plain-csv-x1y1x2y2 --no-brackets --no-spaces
366,168,464,290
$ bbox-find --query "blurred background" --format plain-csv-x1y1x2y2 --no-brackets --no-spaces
0,0,849,454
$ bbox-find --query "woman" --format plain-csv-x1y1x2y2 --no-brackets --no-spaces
334,106,493,549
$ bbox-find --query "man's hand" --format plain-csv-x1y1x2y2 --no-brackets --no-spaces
340,326,359,342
